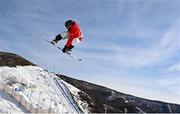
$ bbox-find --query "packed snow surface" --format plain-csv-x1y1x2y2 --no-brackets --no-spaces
62,80,90,113
0,90,28,113
0,66,84,113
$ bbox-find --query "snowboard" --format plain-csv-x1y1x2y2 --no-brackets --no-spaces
42,38,82,61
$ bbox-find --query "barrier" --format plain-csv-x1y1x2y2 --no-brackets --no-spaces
0,84,57,113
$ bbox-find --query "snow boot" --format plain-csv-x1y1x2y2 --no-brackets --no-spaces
67,45,74,54
51,34,62,45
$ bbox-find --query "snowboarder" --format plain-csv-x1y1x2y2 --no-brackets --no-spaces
51,20,83,53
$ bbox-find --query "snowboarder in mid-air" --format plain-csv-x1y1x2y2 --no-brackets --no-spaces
51,20,83,53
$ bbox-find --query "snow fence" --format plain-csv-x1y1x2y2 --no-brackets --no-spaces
0,84,58,113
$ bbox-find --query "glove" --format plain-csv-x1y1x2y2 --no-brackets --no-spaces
62,46,68,53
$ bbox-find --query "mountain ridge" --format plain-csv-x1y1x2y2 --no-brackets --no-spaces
0,51,180,113
0,52,35,67
56,75,180,113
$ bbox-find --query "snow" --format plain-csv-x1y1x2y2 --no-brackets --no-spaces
0,66,82,113
0,90,28,113
136,106,144,113
167,104,172,113
107,91,116,101
107,91,129,103
61,79,90,113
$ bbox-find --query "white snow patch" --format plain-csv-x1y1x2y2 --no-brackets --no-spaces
0,66,82,113
0,90,28,113
107,91,128,103
61,79,90,113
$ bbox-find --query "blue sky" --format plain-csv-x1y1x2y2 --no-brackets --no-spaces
0,0,180,104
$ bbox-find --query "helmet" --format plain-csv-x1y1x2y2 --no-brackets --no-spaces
65,20,74,27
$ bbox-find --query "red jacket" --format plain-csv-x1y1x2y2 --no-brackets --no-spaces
66,22,83,47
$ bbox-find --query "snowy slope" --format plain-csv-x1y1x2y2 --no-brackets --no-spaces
1,52,180,113
0,90,28,113
58,75,180,113
0,66,83,113
61,79,90,113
